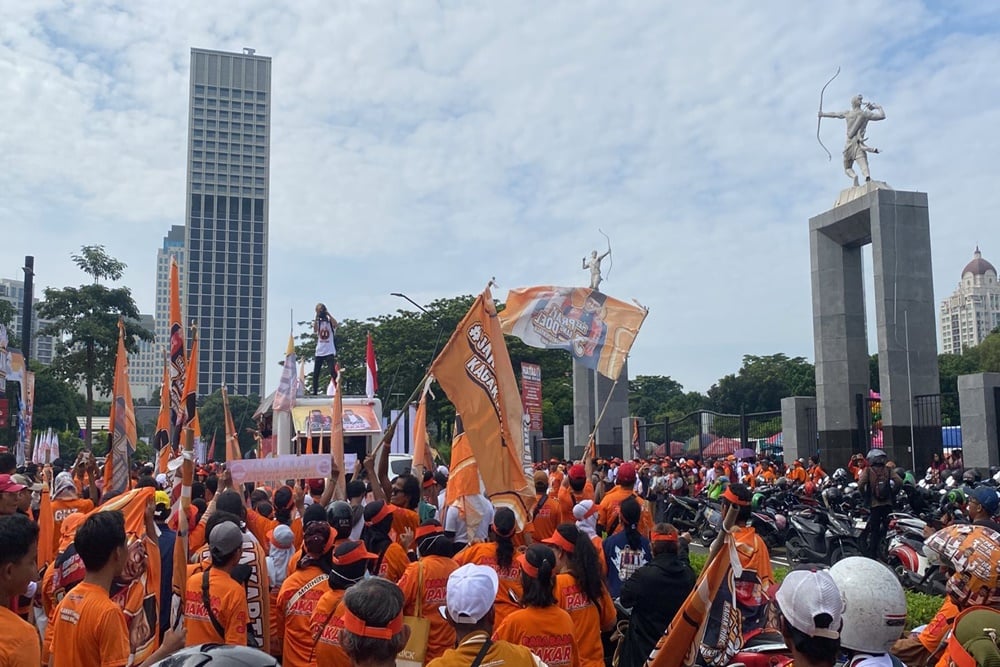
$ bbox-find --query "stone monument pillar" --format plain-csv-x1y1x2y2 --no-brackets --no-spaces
572,359,629,459
958,373,1000,471
810,185,940,467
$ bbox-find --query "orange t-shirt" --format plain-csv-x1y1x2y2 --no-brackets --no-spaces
808,466,827,483
919,596,960,654
0,605,40,667
556,484,595,520
50,498,94,554
399,555,459,661
590,536,608,576
276,565,330,667
47,581,130,667
531,493,562,541
494,604,581,667
309,589,349,667
548,471,565,496
391,506,420,545
787,466,808,485
375,541,411,583
428,632,539,667
597,486,652,537
554,573,615,667
184,567,250,646
454,541,524,627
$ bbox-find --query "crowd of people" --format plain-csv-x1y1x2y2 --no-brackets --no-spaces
0,443,998,667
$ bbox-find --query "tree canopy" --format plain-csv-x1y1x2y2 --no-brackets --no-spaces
707,353,816,414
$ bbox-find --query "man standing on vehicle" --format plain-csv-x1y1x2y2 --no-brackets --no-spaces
858,448,902,560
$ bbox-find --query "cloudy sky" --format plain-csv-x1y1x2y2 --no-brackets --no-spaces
3,1,999,394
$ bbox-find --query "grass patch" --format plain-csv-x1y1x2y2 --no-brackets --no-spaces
687,551,942,630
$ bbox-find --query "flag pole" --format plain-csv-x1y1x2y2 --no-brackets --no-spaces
369,371,431,458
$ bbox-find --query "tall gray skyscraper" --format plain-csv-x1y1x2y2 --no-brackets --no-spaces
184,48,270,398
155,225,185,351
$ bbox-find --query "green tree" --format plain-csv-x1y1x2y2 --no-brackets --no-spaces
629,375,708,424
707,354,815,413
978,331,1000,373
37,246,153,450
31,369,84,433
198,390,261,460
0,301,20,348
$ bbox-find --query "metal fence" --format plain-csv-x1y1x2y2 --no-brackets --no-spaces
616,409,784,460
856,394,882,450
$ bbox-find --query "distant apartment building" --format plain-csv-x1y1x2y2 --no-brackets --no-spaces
940,247,1000,354
128,313,159,401
0,277,55,366
155,225,186,356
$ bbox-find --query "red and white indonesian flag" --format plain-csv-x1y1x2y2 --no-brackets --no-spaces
500,286,647,380
365,332,378,400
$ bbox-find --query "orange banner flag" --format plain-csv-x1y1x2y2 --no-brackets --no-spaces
430,286,534,528
156,351,172,474
411,377,435,479
181,327,201,438
169,258,186,447
36,479,54,570
444,416,486,543
222,387,241,462
105,318,136,496
330,371,345,497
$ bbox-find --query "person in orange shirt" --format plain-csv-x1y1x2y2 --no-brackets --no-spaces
548,460,565,498
530,470,561,541
48,511,182,667
184,521,250,647
310,540,377,667
557,464,595,520
428,563,539,667
277,509,337,667
760,462,777,485
0,514,42,667
50,471,96,556
494,544,581,667
808,456,828,484
362,500,411,583
389,474,421,546
453,507,524,627
338,578,411,667
398,521,460,662
787,459,809,486
848,453,867,480
596,462,652,538
544,524,615,667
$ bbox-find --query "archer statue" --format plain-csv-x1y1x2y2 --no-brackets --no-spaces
818,88,886,187
583,231,612,292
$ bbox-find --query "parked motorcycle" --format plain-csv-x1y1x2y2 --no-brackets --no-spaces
783,506,862,564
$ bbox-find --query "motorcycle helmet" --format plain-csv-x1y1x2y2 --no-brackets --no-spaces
708,482,726,501
829,557,907,654
775,477,789,490
867,448,888,464
945,475,957,488
803,481,816,497
903,471,916,486
327,501,354,538
962,469,981,485
946,488,966,506
832,467,849,484
823,487,843,505
149,644,281,666
756,475,767,487
751,492,765,509
993,469,1000,484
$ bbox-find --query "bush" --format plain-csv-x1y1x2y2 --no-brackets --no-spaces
687,549,942,630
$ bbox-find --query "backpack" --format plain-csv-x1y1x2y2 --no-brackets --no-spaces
872,466,893,502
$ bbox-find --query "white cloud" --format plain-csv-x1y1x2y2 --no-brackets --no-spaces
1,1,998,395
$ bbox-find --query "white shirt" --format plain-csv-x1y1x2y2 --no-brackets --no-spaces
444,494,494,543
315,317,336,357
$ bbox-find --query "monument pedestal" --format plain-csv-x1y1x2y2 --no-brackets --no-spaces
958,373,1000,471
810,188,939,467
572,359,629,460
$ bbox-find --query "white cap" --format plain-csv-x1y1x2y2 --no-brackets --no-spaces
441,563,498,624
436,465,450,477
155,473,168,488
775,569,844,640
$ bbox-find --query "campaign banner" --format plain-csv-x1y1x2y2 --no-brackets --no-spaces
291,403,381,434
520,362,543,432
227,454,332,485
21,371,34,460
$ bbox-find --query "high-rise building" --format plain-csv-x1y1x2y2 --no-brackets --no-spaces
183,48,270,398
128,314,158,401
0,278,56,366
940,247,1000,354
154,225,185,355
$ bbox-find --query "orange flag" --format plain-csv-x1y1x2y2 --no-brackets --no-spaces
645,535,740,667
411,377,435,479
105,319,136,496
169,258,186,447
221,387,241,462
330,371,345,497
36,479,54,570
430,286,534,526
156,351,171,474
444,416,486,543
181,328,201,440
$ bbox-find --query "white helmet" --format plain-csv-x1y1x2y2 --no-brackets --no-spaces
828,557,907,654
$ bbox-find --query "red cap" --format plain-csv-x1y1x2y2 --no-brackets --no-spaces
0,475,26,494
568,464,587,481
617,462,637,483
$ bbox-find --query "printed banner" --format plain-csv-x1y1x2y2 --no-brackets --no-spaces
291,404,381,434
0,324,8,393
227,454,333,485
520,362,543,432
500,286,647,380
4,348,24,383
169,258,186,446
20,371,35,460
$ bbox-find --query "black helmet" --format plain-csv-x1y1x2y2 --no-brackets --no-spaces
866,448,887,464
327,501,354,538
149,644,281,666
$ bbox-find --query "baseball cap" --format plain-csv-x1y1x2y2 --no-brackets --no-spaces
441,563,498,624
617,462,637,484
775,569,844,640
268,524,295,550
208,522,244,559
11,474,42,492
532,470,549,486
568,464,587,481
970,486,1000,515
0,474,26,494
